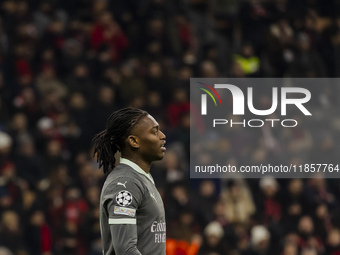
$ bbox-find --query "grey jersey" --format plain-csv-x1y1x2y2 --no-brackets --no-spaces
100,158,166,255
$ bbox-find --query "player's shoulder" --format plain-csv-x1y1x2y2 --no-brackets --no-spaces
102,164,145,194
107,163,144,181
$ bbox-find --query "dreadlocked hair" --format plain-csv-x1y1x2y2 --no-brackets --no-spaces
92,107,148,174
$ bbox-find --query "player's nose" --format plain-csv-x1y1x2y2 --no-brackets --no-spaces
160,130,166,140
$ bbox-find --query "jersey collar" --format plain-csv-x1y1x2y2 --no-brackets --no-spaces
120,158,155,184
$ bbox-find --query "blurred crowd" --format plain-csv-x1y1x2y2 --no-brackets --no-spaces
1,0,340,255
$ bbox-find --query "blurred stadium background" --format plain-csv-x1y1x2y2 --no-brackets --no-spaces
0,0,340,254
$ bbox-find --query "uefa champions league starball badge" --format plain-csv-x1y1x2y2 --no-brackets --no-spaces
116,190,133,206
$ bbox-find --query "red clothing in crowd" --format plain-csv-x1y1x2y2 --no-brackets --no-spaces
91,22,128,63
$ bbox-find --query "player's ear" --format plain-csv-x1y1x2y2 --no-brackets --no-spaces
127,135,139,149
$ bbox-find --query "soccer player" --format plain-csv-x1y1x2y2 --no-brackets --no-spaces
93,108,167,255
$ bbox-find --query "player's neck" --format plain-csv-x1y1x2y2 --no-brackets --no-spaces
122,155,151,174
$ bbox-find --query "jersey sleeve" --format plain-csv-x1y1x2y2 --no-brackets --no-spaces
103,177,145,254
109,224,142,255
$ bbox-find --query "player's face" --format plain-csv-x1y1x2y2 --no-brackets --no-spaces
133,115,166,162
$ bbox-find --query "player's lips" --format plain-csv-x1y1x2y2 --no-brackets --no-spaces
160,141,166,152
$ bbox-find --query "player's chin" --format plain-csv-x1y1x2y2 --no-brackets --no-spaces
155,151,165,160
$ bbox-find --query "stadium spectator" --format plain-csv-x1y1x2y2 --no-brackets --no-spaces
0,210,27,254
220,179,256,224
197,221,229,255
